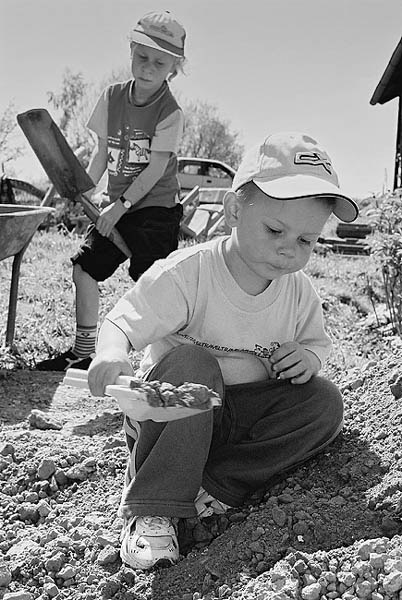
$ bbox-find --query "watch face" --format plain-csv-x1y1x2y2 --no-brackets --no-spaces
122,199,131,209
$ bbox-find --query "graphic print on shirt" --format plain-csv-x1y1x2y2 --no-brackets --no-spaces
129,139,151,163
107,148,120,175
107,128,151,179
178,333,280,359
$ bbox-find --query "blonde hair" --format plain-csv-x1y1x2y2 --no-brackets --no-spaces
130,42,186,82
236,182,259,204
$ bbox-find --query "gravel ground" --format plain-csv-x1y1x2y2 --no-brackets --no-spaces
1,342,402,600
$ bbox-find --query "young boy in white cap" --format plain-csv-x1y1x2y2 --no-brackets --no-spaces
37,10,187,371
88,132,359,570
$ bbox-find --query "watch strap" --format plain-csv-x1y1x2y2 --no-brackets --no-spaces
120,196,132,210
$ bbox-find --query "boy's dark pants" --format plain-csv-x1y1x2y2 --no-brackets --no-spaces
119,346,343,519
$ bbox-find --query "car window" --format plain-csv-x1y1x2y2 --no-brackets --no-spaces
206,165,233,179
179,162,203,176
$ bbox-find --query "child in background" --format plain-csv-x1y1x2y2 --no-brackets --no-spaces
37,10,186,371
88,132,359,570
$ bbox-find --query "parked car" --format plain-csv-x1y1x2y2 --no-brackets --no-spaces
178,157,235,195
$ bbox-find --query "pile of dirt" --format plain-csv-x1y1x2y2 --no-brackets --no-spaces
1,342,402,600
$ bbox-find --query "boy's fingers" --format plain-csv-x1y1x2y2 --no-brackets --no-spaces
270,342,298,364
88,378,104,397
290,371,311,385
277,363,304,380
271,352,301,373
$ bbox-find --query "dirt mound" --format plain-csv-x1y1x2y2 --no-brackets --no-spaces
1,345,402,599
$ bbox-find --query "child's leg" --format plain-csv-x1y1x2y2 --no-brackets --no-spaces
36,226,128,371
71,264,99,357
73,264,99,326
203,376,343,508
119,345,224,521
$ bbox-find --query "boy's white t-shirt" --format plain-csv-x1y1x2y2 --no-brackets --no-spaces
106,237,332,385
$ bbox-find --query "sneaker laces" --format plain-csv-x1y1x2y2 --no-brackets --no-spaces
140,516,173,535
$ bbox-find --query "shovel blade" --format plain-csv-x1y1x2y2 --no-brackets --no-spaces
17,108,94,199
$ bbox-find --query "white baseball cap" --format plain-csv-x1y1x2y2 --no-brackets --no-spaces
129,11,186,58
233,132,359,223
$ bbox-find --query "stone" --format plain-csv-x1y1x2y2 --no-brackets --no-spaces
3,592,34,600
65,466,88,481
37,459,56,480
383,572,402,593
45,551,65,573
356,580,373,598
43,583,59,598
37,499,52,517
6,539,40,563
0,443,15,457
301,582,321,600
28,410,62,430
58,564,77,580
272,506,287,527
390,382,402,399
18,502,39,523
97,546,119,566
0,562,12,586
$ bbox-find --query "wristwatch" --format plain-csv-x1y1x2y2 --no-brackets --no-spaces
120,196,132,210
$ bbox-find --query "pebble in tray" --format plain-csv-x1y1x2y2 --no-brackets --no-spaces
129,379,220,410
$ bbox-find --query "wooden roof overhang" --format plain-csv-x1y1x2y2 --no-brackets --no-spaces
370,36,402,105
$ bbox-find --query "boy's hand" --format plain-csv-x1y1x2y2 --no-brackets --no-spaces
88,351,134,397
96,202,126,237
269,342,320,384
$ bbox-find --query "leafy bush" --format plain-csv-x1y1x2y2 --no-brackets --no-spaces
368,192,402,336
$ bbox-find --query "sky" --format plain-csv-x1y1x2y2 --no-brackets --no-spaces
1,0,401,199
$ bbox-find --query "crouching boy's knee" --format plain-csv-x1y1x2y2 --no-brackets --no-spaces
149,345,224,397
310,375,344,438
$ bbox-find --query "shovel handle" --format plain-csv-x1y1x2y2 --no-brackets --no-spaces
108,227,132,259
79,194,132,258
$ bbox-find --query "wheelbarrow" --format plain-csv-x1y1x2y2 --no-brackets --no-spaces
0,203,55,346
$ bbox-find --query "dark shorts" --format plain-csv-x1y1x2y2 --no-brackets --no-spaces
71,204,183,282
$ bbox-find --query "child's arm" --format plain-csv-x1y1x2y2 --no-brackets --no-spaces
95,150,170,238
87,136,108,189
87,319,135,397
269,274,332,384
123,150,171,206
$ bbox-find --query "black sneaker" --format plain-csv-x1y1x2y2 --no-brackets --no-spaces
35,349,94,372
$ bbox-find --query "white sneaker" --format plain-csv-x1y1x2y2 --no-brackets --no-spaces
194,487,231,518
120,516,179,570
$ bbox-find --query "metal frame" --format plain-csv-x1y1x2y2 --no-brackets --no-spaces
1,179,46,347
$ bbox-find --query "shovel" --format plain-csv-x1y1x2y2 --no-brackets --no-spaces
17,108,132,258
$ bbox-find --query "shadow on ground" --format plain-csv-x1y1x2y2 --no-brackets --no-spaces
0,370,63,425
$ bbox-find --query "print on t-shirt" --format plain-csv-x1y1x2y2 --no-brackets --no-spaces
107,147,120,174
108,128,151,179
129,138,150,164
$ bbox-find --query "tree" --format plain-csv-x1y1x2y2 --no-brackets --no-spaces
47,69,97,167
47,67,132,169
47,72,244,169
179,99,243,168
0,102,23,170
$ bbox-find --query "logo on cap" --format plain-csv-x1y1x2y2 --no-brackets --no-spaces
147,23,174,38
294,152,332,175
